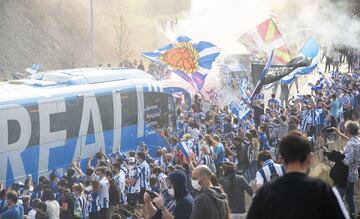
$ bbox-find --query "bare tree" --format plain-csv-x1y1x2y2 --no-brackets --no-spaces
114,16,132,65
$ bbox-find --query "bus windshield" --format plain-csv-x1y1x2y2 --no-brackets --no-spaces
144,92,176,137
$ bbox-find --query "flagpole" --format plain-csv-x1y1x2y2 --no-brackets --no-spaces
90,0,96,66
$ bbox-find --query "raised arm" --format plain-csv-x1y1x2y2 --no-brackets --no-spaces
144,192,159,217
333,127,349,141
72,159,84,176
28,174,33,187
153,196,175,219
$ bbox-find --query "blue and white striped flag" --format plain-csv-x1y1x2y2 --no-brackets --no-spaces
230,101,251,121
178,141,192,157
143,36,220,90
300,111,311,133
281,38,320,84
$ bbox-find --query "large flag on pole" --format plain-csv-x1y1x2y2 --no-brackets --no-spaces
281,38,320,84
251,50,274,101
239,18,291,64
142,36,220,90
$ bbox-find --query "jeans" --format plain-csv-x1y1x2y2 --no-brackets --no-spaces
325,60,332,73
338,182,355,218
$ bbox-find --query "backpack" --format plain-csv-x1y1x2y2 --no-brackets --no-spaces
259,163,283,183
269,170,280,182
35,212,49,219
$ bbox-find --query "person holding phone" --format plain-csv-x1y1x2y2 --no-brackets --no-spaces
143,170,193,219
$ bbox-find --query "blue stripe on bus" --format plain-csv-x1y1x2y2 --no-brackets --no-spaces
5,124,167,187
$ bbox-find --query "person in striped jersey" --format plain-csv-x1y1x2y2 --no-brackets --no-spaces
248,131,350,219
341,91,352,121
136,152,151,204
95,167,110,219
255,151,285,189
300,106,313,135
153,167,168,193
125,157,141,207
87,180,101,219
72,184,88,219
197,145,212,168
112,162,126,205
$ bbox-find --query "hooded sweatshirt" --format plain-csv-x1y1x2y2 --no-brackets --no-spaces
219,170,253,213
190,187,229,219
169,170,194,219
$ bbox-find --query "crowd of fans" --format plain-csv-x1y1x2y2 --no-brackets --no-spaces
1,62,360,219
119,58,171,80
323,45,360,74
146,63,171,80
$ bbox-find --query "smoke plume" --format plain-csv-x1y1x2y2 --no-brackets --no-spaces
166,0,360,94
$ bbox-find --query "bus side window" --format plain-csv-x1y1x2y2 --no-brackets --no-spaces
96,94,114,131
121,92,138,127
26,105,40,147
0,104,40,148
50,97,83,140
7,120,20,145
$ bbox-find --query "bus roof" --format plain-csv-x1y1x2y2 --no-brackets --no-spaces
0,68,167,105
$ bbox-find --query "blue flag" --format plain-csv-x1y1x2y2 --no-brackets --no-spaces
142,36,220,90
281,38,320,84
178,141,192,157
251,50,274,101
230,101,251,121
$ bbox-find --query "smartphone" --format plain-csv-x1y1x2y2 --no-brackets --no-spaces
146,190,159,199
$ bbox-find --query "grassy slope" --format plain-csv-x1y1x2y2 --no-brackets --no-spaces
0,0,190,78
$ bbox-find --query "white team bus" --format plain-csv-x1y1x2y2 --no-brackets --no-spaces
0,68,190,186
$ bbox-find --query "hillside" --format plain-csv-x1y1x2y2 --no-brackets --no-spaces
0,0,190,78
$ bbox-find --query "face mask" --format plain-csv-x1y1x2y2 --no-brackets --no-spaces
95,175,101,181
168,188,175,197
191,179,202,191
